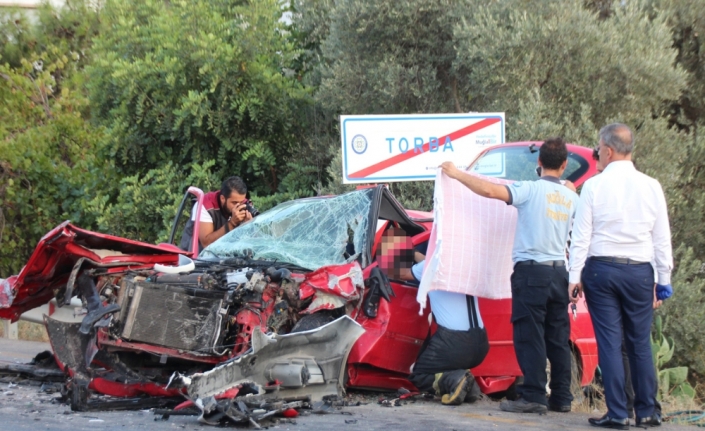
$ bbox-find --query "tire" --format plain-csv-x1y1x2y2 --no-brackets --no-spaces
290,311,336,333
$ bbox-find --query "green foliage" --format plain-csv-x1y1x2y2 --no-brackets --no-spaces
0,1,101,69
88,0,318,200
86,161,219,244
313,0,469,208
453,0,686,132
0,1,102,277
651,314,697,400
657,247,705,376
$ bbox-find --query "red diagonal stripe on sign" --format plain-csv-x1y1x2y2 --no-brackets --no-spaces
348,117,501,179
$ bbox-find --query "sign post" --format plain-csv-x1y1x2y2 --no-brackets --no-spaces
340,113,505,184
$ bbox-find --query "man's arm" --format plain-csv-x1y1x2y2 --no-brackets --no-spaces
567,184,594,302
199,221,232,248
652,183,673,286
439,162,510,203
198,203,251,248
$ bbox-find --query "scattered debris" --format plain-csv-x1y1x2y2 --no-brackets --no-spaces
155,385,312,429
378,397,401,407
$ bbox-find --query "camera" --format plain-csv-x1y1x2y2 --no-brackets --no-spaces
244,201,260,217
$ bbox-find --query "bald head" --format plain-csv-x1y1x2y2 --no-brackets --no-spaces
599,123,633,155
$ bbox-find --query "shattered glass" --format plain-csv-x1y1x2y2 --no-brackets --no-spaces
202,190,373,270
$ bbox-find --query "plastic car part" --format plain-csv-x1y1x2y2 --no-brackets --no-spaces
181,316,364,403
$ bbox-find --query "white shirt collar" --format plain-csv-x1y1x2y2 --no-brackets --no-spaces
602,160,635,173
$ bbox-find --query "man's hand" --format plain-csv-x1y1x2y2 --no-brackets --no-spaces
563,180,576,192
568,282,582,304
439,161,462,179
230,203,248,226
653,284,663,309
655,283,673,301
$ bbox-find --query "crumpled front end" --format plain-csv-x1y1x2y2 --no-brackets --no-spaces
175,316,364,411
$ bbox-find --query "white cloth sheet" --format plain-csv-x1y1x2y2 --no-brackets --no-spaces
417,171,516,313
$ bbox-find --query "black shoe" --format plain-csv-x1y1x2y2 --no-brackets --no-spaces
439,370,471,406
464,374,482,403
548,402,571,412
636,412,661,427
500,397,547,414
588,414,629,429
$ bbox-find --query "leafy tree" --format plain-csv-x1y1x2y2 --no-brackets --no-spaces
453,0,686,141
0,1,102,276
85,161,219,243
659,247,705,376
87,0,318,201
312,0,472,208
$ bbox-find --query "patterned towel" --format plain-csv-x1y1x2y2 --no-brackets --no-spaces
417,170,516,313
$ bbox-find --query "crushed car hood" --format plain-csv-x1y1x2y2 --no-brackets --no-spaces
0,221,184,321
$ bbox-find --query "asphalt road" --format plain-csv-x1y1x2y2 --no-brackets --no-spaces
0,338,690,431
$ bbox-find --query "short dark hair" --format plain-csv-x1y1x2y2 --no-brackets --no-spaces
539,137,568,170
220,176,247,199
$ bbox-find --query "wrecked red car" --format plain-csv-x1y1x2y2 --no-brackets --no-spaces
0,141,598,414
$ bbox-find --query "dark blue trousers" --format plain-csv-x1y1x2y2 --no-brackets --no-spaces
582,258,656,419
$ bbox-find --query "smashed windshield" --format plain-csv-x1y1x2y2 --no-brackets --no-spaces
201,190,373,270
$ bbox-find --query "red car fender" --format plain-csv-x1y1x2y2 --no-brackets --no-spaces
299,262,364,314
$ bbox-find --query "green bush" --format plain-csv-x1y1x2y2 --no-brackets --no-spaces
85,161,219,244
88,0,319,199
0,1,102,277
658,247,705,377
651,315,696,400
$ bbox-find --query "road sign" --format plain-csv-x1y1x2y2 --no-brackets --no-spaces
340,113,505,183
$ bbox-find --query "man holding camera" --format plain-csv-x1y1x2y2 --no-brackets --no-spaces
179,176,257,252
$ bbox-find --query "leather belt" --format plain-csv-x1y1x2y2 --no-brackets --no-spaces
514,260,565,268
591,256,650,265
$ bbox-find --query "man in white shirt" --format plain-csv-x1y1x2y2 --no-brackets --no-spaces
568,123,673,429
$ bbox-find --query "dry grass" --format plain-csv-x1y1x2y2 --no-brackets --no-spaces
0,321,49,342
571,383,606,414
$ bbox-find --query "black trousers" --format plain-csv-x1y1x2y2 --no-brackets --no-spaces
409,325,489,393
510,264,573,406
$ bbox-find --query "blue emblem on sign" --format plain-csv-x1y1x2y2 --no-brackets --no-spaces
351,134,367,154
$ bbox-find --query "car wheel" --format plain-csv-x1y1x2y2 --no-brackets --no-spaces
290,311,336,333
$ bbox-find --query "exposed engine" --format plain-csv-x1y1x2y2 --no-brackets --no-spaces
90,260,309,366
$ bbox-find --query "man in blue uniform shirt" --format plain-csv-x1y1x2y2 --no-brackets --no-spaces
441,137,578,414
